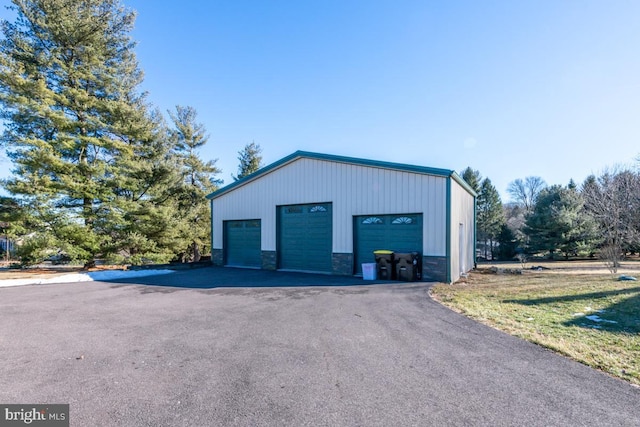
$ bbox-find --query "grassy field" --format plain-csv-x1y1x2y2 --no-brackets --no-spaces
431,261,640,386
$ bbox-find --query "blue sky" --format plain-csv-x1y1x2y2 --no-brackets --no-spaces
1,0,639,200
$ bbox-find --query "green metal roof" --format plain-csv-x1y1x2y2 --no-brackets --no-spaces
206,150,477,200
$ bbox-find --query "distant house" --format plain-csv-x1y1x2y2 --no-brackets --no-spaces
206,151,476,283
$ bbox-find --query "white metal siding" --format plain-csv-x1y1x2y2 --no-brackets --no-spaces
212,158,448,256
449,179,476,282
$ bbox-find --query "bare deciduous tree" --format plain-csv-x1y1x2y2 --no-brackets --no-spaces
504,203,526,241
582,168,640,271
507,176,546,212
600,246,621,274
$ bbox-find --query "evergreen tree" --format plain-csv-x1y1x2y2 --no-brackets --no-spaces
524,185,598,259
233,142,263,181
477,178,504,259
0,0,161,265
461,167,481,194
496,223,518,260
168,105,221,262
103,110,186,264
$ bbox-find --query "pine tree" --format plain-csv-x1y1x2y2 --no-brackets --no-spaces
496,224,518,260
103,110,186,264
168,105,221,262
524,185,598,259
461,167,482,194
0,0,158,265
233,142,263,181
477,178,505,259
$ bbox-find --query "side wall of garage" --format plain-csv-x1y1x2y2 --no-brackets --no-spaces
449,178,476,282
211,157,448,275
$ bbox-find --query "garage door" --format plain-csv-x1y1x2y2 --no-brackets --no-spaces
354,214,423,275
224,219,261,267
278,203,332,272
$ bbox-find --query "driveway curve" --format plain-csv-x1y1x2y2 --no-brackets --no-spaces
1,267,638,426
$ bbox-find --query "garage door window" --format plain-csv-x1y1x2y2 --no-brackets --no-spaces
362,217,383,224
392,216,415,224
285,206,303,214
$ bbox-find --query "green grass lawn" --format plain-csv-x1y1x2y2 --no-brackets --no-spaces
431,266,640,386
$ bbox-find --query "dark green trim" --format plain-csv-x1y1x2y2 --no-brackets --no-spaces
445,178,452,283
210,199,214,254
276,206,282,269
352,216,358,275
206,150,477,200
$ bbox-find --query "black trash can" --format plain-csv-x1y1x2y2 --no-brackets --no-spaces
394,252,422,282
373,250,394,280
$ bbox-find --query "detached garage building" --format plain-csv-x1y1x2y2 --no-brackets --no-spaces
206,151,476,283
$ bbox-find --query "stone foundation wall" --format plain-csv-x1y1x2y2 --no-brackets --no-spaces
421,256,448,282
262,251,277,270
332,253,354,276
211,249,223,267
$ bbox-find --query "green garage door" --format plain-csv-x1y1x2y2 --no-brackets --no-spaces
278,203,332,272
224,219,261,267
354,214,423,275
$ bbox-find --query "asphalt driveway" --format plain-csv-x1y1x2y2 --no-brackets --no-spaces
1,267,638,426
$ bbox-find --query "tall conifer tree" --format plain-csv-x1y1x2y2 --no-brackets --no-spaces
461,167,482,194
477,178,504,259
168,105,221,261
233,142,263,181
0,0,155,264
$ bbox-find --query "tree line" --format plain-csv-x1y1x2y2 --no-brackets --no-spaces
0,0,262,266
465,165,640,271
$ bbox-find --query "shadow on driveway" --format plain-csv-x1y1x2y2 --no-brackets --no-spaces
106,266,400,289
